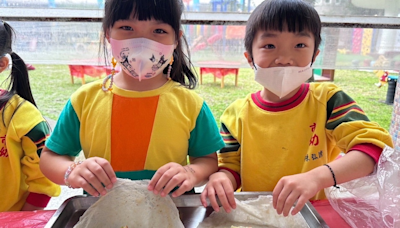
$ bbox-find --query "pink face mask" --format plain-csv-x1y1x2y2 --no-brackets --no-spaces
110,38,175,81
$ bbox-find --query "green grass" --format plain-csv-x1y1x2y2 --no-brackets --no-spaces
333,70,393,130
0,65,393,130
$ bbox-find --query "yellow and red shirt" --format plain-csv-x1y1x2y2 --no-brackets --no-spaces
0,95,60,211
219,83,393,200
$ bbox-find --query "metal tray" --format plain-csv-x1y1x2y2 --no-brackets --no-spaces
45,192,329,228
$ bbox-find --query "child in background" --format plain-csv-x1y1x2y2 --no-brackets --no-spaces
0,20,60,211
40,0,224,198
201,0,393,217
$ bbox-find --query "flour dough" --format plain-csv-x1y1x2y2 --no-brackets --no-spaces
197,195,309,228
74,178,184,228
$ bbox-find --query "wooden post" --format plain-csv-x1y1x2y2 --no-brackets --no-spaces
235,69,238,86
200,67,203,85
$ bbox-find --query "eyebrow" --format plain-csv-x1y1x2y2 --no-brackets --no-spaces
295,31,312,38
260,32,278,38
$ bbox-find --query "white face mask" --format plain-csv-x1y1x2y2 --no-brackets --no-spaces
254,63,312,98
110,38,175,81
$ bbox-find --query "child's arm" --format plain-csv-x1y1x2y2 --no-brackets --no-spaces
40,147,117,197
147,153,218,198
200,103,243,213
39,147,75,184
200,169,238,213
188,153,219,186
273,150,376,217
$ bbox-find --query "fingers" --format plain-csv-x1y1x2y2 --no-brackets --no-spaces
147,164,170,192
272,180,283,209
170,179,191,197
150,165,181,195
205,186,220,212
94,158,117,189
291,196,307,215
69,158,116,196
224,182,237,210
273,176,312,216
214,181,236,213
273,180,292,215
148,163,195,197
202,175,236,213
200,189,209,207
79,172,105,196
281,191,299,216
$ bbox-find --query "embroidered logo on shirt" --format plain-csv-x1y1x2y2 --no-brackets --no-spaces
309,123,319,146
0,135,8,157
305,123,323,162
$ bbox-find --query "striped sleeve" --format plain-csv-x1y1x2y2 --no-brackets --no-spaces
326,91,369,130
219,122,240,153
25,121,50,157
218,122,241,174
217,99,246,174
325,89,393,155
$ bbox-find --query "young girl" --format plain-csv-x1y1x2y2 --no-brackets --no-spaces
0,20,60,212
39,0,224,198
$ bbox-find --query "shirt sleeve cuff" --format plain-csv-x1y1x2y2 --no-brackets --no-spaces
26,192,51,208
218,167,241,190
350,143,383,163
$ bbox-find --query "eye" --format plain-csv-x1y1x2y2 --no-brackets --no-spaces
264,44,275,49
296,43,306,48
120,26,133,31
154,29,167,34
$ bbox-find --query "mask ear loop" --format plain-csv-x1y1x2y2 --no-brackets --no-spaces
102,57,117,92
251,57,257,70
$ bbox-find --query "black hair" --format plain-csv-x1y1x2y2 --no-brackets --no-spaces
101,0,197,89
245,0,321,63
0,20,36,108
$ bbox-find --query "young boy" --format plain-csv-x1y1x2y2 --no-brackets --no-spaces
200,0,393,217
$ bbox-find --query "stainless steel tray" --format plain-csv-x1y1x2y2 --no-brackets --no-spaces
45,192,329,228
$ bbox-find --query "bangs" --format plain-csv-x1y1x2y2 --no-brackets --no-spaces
106,0,182,31
256,0,320,35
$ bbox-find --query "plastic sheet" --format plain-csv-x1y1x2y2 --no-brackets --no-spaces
0,210,55,228
325,146,400,228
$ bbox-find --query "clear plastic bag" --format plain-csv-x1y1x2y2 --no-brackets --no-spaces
325,146,400,228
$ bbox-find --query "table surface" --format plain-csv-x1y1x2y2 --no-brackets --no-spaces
0,199,350,228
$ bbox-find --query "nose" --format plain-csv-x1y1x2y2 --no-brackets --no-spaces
274,54,294,66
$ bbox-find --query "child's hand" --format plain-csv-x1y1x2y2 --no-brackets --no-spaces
200,172,236,213
67,157,117,197
272,172,319,216
148,162,196,198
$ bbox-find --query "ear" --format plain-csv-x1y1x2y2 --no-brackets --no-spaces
312,49,320,63
0,56,9,74
176,30,183,48
105,30,111,43
244,51,254,69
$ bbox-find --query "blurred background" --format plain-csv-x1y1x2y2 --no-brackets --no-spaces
2,0,400,71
